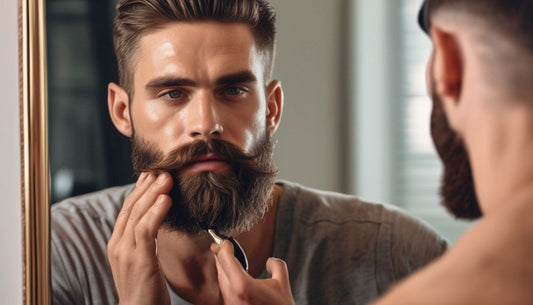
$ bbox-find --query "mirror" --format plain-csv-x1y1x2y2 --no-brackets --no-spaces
23,0,356,303
24,0,463,303
20,0,50,304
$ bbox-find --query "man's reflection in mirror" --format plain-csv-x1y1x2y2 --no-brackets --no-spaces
50,1,446,304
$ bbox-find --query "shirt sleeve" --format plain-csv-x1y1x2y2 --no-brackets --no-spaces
389,211,448,281
51,231,81,305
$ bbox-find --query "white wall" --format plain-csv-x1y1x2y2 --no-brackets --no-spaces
353,0,396,204
0,0,23,304
269,0,349,193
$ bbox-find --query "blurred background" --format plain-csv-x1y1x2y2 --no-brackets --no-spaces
46,0,474,243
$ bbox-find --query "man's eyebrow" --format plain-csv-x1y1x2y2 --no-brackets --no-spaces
145,72,257,89
145,77,197,88
216,71,257,86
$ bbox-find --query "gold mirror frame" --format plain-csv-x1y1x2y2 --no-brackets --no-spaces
20,0,50,304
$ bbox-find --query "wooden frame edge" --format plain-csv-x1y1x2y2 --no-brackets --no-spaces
20,0,50,304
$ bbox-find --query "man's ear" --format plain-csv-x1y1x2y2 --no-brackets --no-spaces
265,80,284,134
108,82,133,138
431,26,463,108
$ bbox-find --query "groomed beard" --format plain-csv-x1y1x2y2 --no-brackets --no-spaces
130,131,278,236
430,77,482,219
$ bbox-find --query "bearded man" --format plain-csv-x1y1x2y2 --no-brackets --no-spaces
50,1,446,304
373,0,533,304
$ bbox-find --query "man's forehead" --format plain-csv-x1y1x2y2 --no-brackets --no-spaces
138,21,257,59
133,21,265,83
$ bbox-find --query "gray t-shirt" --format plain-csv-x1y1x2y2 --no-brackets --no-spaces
52,180,447,305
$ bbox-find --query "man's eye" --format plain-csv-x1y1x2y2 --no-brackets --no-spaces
224,87,246,96
163,90,184,99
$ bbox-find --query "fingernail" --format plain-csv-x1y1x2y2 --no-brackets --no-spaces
210,243,220,254
136,172,147,186
155,194,165,206
156,173,167,184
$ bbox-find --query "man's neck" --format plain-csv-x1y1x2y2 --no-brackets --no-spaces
235,184,283,276
155,184,283,304
467,105,533,216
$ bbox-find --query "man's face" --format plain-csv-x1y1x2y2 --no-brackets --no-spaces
130,21,271,156
126,22,280,235
428,59,482,219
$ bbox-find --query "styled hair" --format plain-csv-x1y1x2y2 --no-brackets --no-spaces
424,0,533,53
420,0,533,93
113,0,277,96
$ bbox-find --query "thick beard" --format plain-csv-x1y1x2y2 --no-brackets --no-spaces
430,77,482,219
131,131,278,236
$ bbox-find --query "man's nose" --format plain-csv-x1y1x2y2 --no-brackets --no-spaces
186,94,223,139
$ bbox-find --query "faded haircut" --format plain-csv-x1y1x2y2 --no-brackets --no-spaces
424,0,533,92
113,0,277,96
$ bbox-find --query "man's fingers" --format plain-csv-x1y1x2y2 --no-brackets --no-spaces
214,240,256,301
136,194,172,254
212,245,295,305
214,240,248,282
210,243,220,255
112,172,154,237
127,173,172,224
123,172,173,243
125,172,159,213
267,258,295,302
135,171,149,187
213,250,230,290
266,257,291,288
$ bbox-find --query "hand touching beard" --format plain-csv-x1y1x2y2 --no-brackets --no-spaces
131,132,278,236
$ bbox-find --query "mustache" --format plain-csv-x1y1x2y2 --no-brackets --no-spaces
137,138,275,176
129,132,278,236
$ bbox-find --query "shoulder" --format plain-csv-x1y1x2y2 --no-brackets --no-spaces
51,186,131,304
51,184,134,252
277,180,447,281
278,180,445,235
51,184,134,231
377,204,533,305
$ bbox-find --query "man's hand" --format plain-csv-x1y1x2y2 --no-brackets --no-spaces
212,240,295,305
107,172,173,305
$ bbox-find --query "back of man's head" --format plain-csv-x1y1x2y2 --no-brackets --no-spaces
420,0,533,97
113,0,277,96
423,0,533,44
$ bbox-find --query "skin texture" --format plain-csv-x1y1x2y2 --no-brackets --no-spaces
107,172,174,305
106,21,293,305
375,12,533,305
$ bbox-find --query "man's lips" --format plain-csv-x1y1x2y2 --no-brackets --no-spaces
180,153,230,174
189,153,225,164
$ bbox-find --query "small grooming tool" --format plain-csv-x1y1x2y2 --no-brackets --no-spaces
207,228,249,272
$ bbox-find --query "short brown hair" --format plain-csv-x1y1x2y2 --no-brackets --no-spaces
425,0,533,57
113,0,277,96
423,0,533,93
